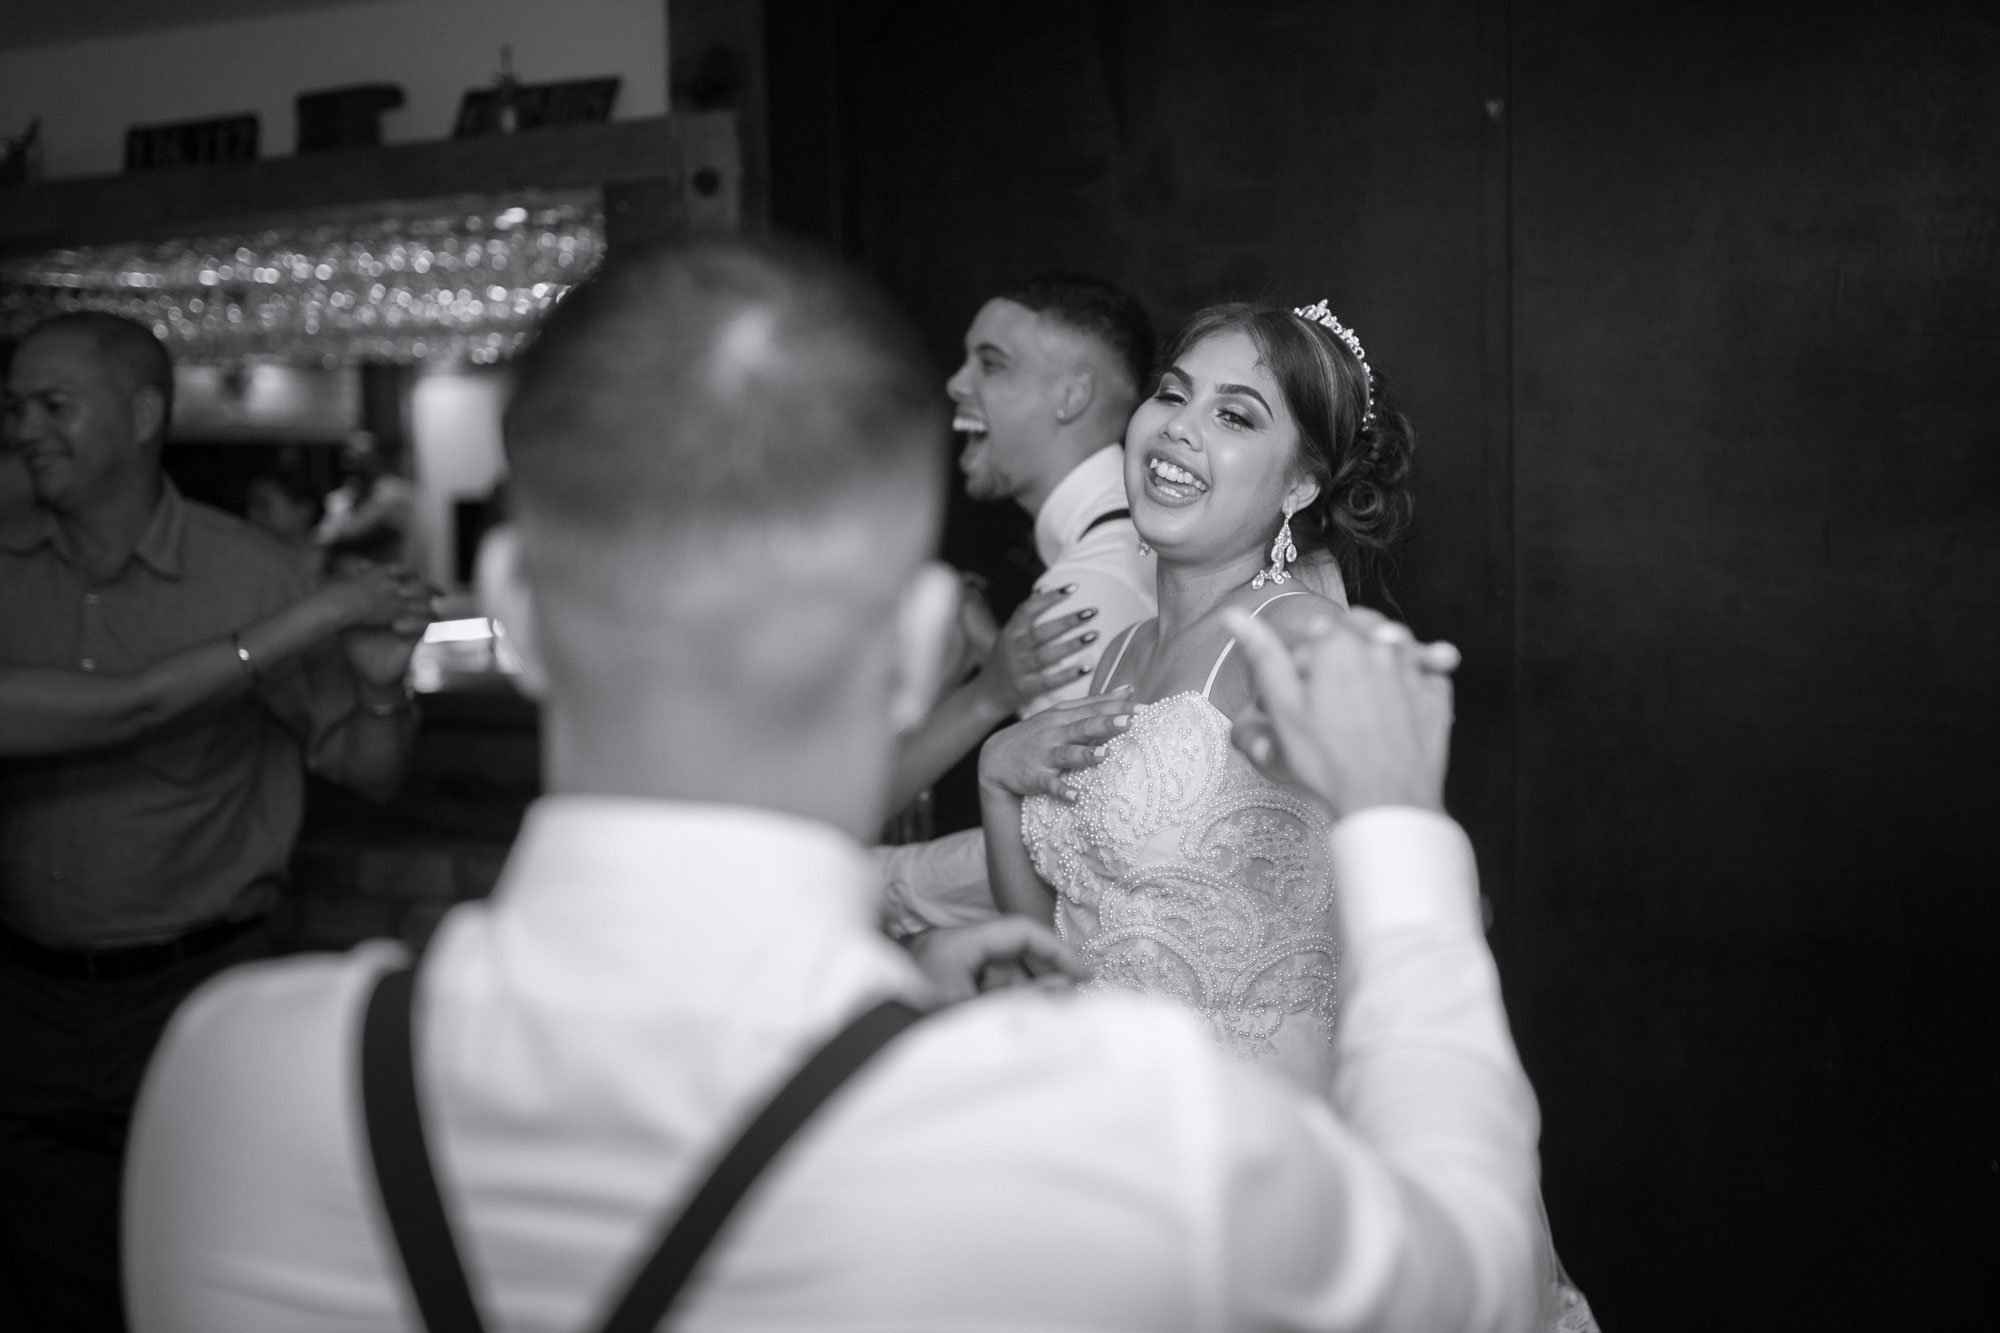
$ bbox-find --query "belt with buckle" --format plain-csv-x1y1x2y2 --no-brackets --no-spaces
0,914,267,981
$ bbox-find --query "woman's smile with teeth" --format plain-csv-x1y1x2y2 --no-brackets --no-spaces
1149,457,1206,491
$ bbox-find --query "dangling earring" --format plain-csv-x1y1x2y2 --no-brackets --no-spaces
1251,506,1297,589
1137,538,1152,555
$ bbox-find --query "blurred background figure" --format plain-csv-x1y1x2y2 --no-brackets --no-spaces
0,312,427,1332
316,429,418,573
243,465,323,560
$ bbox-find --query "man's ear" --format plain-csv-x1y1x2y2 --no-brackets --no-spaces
888,560,961,734
1053,366,1097,426
130,386,167,449
475,524,550,698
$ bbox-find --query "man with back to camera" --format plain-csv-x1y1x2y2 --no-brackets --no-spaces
123,240,1546,1331
0,313,427,1331
880,273,1160,934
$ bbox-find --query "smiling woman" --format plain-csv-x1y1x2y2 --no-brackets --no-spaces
983,297,1416,1078
978,295,1597,1332
1132,300,1415,597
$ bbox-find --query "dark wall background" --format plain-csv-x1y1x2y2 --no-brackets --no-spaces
765,0,1998,1325
1502,2,1999,1321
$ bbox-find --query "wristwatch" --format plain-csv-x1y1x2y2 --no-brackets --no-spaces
363,685,418,718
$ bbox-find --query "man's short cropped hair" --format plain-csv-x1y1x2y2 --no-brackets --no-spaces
993,272,1155,396
505,239,944,549
25,311,176,435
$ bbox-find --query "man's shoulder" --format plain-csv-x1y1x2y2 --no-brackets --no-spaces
1062,511,1145,558
1033,535,1156,680
168,492,322,608
890,985,1228,1103
155,941,405,1084
1050,512,1152,589
127,942,411,1329
181,492,308,564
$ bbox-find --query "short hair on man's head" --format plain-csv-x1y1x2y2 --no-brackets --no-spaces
26,311,175,438
993,272,1155,396
505,239,945,561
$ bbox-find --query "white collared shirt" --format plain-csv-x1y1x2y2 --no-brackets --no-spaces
126,797,1543,1332
1025,443,1156,713
877,444,1157,936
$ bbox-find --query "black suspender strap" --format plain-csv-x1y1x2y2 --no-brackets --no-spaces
1080,506,1131,537
593,997,924,1333
360,962,925,1333
361,965,485,1333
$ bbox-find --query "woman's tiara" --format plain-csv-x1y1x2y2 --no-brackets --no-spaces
1292,299,1375,428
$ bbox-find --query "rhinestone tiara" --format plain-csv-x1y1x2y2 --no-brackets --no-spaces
1292,299,1375,428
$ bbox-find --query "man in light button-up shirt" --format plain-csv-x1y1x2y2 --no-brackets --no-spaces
125,241,1544,1331
881,275,1159,936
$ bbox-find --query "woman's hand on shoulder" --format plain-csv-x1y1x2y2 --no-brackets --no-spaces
979,585,1102,711
977,688,1136,801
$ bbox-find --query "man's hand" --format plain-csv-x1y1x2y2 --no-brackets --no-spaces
980,585,1100,712
340,574,432,692
903,918,1092,1003
334,564,435,637
977,689,1135,800
1224,605,1457,819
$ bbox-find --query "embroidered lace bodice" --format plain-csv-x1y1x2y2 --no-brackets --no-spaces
1021,602,1600,1332
1022,690,1341,1089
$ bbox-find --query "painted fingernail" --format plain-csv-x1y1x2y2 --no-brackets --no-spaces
1062,583,1079,594
1092,744,1108,758
1112,715,1130,728
1081,631,1098,644
1078,607,1097,620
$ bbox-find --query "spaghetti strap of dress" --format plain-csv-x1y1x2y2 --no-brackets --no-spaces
1097,622,1142,691
1201,590,1312,699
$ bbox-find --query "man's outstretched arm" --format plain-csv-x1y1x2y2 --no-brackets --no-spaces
1217,607,1542,1332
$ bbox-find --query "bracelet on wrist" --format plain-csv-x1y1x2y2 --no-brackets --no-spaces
362,687,416,719
230,632,258,682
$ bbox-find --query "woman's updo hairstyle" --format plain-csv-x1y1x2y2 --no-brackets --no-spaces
1163,301,1415,589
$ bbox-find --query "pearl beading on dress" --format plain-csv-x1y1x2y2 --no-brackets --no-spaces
1024,693,1341,1065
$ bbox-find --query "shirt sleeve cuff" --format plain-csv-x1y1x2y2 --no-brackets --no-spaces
1329,807,1483,946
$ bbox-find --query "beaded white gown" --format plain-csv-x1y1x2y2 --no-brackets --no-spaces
1022,592,1345,1096
1023,688,1344,1096
1020,598,1602,1332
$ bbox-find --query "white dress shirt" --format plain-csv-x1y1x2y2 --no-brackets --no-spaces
877,444,1156,937
126,797,1543,1332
